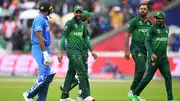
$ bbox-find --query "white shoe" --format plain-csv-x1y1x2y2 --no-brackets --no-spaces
127,90,133,97
77,96,83,101
83,96,95,101
60,97,76,101
138,96,146,101
23,92,33,101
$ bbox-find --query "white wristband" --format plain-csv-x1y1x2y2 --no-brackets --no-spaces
43,51,48,58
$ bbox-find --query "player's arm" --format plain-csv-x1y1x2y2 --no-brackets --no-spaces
124,19,136,60
84,27,97,59
35,17,51,66
58,21,71,62
145,26,156,61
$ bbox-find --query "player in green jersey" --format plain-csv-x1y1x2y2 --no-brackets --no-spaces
129,11,177,101
58,6,96,101
59,10,97,101
124,3,151,101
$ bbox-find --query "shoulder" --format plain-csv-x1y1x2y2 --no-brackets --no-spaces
65,19,73,26
129,16,138,24
34,15,44,21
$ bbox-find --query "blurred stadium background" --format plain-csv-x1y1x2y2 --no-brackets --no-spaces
0,0,180,101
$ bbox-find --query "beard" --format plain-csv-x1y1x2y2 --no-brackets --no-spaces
140,11,147,17
75,16,82,21
87,20,90,24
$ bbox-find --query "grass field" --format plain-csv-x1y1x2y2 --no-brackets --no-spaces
0,77,180,101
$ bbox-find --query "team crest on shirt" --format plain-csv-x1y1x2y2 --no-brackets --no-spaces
166,29,168,34
157,29,161,33
152,62,156,66
139,21,143,25
74,24,78,28
138,53,142,57
147,22,150,25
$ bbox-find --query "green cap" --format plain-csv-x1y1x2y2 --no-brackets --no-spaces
82,10,93,20
74,5,83,12
154,11,166,19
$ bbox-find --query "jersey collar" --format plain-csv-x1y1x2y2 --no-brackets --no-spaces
138,15,148,22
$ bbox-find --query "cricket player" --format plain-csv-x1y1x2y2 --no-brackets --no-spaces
129,11,177,101
124,3,151,101
23,1,55,101
59,10,97,101
58,6,96,101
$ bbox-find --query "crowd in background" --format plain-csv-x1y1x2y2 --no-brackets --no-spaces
0,0,177,53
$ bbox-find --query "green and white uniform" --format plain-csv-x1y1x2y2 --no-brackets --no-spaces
60,17,90,99
127,16,151,91
133,23,174,100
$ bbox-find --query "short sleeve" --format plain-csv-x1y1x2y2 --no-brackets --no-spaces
34,16,44,31
127,18,136,33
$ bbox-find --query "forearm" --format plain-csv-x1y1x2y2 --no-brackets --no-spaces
59,35,66,51
124,32,131,51
36,31,46,51
85,37,93,52
145,36,153,55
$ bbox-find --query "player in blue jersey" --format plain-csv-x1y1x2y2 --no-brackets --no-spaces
23,1,55,101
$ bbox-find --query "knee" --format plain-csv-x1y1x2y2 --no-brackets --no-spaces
76,72,88,79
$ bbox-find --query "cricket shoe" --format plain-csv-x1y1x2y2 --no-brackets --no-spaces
60,97,76,101
83,96,95,101
138,96,146,101
23,92,33,101
127,90,133,98
128,95,138,101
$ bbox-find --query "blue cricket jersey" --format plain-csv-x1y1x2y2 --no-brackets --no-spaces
31,13,51,46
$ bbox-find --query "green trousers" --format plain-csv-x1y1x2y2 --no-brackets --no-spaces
133,55,174,100
130,50,147,92
61,48,90,99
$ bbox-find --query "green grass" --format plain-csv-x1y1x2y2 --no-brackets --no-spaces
0,77,180,101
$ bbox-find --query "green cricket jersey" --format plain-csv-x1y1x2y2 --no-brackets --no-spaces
83,23,93,52
145,23,169,57
60,18,87,51
127,16,152,53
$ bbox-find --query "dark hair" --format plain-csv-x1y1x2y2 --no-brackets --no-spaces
139,3,150,10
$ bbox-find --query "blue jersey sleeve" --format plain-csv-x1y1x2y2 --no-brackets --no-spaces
34,16,44,31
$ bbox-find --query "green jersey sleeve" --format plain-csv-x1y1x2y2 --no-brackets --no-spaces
84,26,93,52
59,20,72,50
127,18,136,33
145,26,153,55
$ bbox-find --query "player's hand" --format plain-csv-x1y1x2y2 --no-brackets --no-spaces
124,51,130,60
91,51,97,60
151,54,157,61
57,51,63,62
43,51,52,66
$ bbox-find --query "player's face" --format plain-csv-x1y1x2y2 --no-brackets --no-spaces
74,10,83,21
139,5,148,17
86,16,91,24
155,17,164,25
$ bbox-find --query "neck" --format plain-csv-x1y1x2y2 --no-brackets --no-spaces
41,12,47,16
140,16,147,21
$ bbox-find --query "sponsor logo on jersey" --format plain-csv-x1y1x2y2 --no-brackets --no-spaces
46,26,50,31
138,29,149,34
156,37,168,41
73,32,83,36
